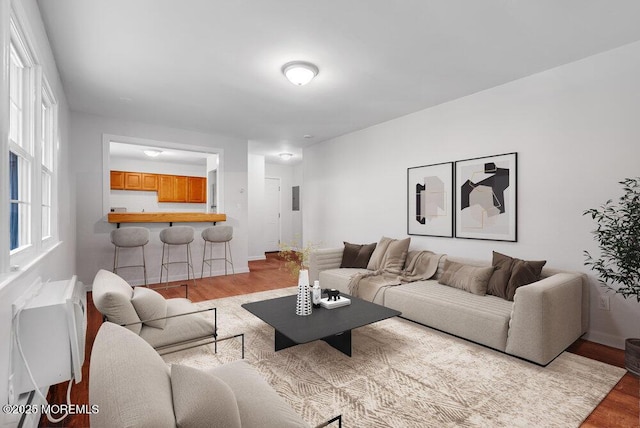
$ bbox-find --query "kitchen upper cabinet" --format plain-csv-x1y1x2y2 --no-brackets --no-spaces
188,177,206,203
111,171,158,191
113,170,204,203
141,173,158,191
124,172,142,189
110,171,125,190
157,174,176,202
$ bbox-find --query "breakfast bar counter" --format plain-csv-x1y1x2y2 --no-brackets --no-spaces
108,212,226,227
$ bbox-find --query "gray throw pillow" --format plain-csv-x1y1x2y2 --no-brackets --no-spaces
438,260,494,295
131,286,168,329
341,242,377,268
171,364,242,428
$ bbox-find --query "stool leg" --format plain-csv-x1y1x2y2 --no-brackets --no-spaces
141,244,148,287
227,241,235,275
113,246,119,274
201,240,206,279
160,243,166,285
224,242,228,276
187,243,196,287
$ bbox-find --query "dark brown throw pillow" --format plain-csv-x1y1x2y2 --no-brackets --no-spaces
506,258,546,301
341,242,377,268
487,251,546,301
486,252,514,299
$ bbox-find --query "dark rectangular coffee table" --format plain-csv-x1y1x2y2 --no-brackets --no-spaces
242,293,401,357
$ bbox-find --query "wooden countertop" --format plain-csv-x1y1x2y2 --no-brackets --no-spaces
107,212,227,225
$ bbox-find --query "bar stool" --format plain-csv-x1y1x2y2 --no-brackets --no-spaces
201,225,235,277
159,226,196,287
110,227,150,286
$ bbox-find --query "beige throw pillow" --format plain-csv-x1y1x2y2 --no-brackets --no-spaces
171,364,241,428
380,237,411,273
366,236,394,270
438,260,494,295
131,287,168,329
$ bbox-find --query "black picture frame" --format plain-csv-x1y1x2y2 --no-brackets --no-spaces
454,152,517,242
407,162,454,237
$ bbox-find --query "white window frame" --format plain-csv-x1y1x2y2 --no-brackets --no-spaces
1,2,60,275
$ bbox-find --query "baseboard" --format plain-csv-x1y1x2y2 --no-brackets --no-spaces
582,331,626,350
248,255,267,261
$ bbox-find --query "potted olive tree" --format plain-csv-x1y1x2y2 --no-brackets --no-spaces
583,177,640,375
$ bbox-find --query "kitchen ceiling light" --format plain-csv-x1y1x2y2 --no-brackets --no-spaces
143,149,162,158
279,153,293,161
282,61,319,86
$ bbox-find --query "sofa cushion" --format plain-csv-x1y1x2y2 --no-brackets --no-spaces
89,323,174,428
131,286,168,329
438,260,494,295
319,268,370,294
385,281,513,351
340,242,377,268
171,364,241,428
92,269,142,334
210,360,310,428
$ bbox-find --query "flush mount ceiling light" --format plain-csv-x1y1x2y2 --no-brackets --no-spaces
279,153,293,161
143,149,163,158
282,61,319,86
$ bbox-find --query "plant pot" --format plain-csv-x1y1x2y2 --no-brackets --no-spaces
625,338,640,377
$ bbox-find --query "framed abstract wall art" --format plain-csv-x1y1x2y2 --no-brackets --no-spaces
407,162,454,237
455,152,517,241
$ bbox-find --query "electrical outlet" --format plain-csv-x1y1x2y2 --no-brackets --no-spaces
598,295,610,311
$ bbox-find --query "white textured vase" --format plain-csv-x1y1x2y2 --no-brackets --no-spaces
295,269,312,316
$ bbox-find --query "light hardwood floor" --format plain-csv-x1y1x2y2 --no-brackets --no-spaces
42,255,639,427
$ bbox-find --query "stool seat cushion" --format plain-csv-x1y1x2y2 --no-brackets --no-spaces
110,227,150,247
202,226,233,243
160,226,195,245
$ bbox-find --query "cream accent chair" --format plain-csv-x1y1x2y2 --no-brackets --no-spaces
90,322,343,427
92,269,217,353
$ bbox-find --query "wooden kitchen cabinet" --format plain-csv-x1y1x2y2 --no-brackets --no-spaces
188,177,206,203
141,173,158,191
110,171,125,190
124,172,142,189
157,175,176,202
113,170,204,203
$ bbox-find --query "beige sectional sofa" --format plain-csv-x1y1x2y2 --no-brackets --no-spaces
309,247,589,365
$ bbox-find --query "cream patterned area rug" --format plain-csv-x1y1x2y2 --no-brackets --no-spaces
163,288,625,428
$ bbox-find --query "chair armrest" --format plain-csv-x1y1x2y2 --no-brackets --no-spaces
309,248,344,283
505,273,585,365
121,306,216,327
315,415,342,428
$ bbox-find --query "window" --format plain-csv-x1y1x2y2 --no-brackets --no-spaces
9,39,32,253
4,10,59,271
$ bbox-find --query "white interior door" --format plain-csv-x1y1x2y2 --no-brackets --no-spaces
264,177,281,252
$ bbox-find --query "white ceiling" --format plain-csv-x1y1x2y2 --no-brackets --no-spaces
38,1,640,164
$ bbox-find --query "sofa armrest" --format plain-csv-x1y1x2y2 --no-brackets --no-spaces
308,247,344,283
505,273,585,365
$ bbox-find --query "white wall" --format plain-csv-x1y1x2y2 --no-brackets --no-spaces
247,153,265,260
70,111,249,286
303,41,640,349
0,0,74,421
